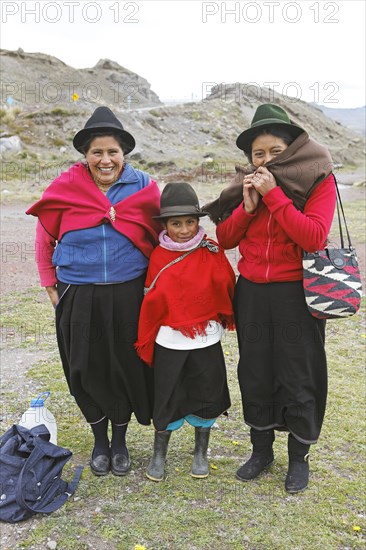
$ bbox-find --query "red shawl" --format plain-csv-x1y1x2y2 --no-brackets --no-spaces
135,239,236,366
26,163,162,258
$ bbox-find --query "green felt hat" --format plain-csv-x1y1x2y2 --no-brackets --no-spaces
236,103,304,152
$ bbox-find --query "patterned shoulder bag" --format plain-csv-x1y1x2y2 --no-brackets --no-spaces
303,178,362,319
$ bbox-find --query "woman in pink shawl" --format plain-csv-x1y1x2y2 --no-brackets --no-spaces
27,107,161,477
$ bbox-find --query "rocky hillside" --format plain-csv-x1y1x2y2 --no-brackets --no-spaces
206,83,365,166
1,49,365,193
0,48,160,108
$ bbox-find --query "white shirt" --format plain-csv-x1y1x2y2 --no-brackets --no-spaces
155,321,224,350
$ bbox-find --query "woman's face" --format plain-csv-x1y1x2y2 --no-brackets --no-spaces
251,134,288,167
165,216,199,243
85,136,124,186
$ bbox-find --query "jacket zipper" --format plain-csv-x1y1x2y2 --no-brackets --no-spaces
102,224,107,282
265,213,272,282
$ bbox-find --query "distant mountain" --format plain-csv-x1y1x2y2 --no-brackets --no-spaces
0,49,365,174
313,104,365,137
0,48,161,108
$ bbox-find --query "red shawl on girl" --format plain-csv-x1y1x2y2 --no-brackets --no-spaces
135,239,236,366
26,163,161,258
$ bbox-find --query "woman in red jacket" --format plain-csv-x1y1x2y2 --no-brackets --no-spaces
205,104,336,493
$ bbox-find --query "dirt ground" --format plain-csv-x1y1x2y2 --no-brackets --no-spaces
1,184,364,296
0,183,365,548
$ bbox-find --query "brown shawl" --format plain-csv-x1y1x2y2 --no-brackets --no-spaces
203,132,333,224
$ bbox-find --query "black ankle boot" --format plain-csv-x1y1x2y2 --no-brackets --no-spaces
111,423,131,476
90,417,110,476
285,434,310,494
90,451,110,476
191,427,211,478
146,431,172,482
236,428,275,482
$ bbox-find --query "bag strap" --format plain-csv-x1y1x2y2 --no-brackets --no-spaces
144,239,219,295
334,176,353,249
15,445,83,515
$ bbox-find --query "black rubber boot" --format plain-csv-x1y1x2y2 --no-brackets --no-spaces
191,427,211,478
285,434,310,494
236,428,275,482
146,430,172,482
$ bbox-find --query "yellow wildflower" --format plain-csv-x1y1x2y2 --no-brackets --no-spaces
210,464,218,470
71,93,79,102
353,525,361,532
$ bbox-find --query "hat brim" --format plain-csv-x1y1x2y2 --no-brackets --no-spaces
236,120,304,152
153,210,208,220
73,126,135,154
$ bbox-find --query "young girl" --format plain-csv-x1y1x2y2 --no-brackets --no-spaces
135,182,235,481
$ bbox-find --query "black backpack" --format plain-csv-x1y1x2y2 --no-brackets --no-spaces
0,424,83,523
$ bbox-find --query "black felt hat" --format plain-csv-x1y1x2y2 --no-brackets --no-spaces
236,103,304,153
73,106,135,154
153,182,208,220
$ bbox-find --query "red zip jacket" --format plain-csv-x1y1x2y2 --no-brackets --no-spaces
216,174,336,283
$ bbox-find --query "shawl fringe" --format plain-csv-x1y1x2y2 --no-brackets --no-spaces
135,313,235,367
173,313,236,338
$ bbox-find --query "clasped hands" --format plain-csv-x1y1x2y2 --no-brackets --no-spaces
243,166,276,214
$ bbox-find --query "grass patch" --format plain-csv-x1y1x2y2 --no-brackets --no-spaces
51,137,67,147
1,296,365,549
0,107,22,125
1,156,75,203
1,194,365,549
0,287,56,351
50,108,75,117
333,199,366,241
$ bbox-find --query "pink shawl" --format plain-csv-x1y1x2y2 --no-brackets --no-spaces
26,163,162,258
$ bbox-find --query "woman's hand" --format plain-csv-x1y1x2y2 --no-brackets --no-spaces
243,183,260,214
246,166,277,197
45,286,59,308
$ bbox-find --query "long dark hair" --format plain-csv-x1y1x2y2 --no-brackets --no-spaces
243,125,295,162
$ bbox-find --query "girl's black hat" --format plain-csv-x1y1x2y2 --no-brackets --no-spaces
153,182,208,220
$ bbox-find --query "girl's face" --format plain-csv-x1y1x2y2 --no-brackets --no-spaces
251,134,288,167
165,216,199,243
85,135,124,186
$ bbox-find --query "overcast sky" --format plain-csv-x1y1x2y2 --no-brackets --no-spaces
1,0,365,108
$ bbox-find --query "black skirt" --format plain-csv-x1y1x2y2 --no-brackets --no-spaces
152,342,231,431
56,276,153,425
234,277,327,444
